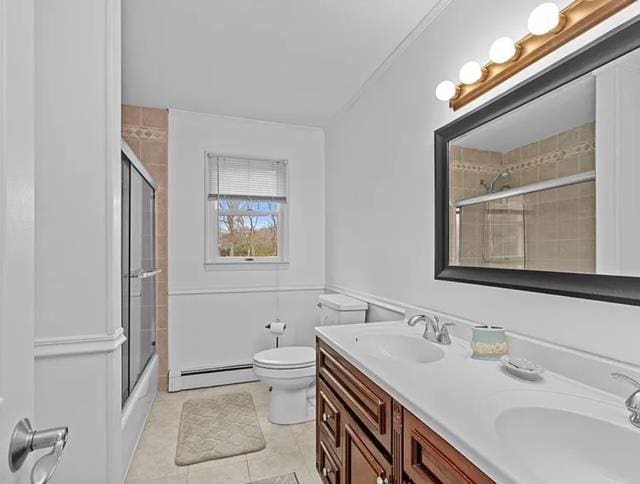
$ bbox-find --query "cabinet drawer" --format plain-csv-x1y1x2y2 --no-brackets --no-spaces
319,439,341,484
403,410,494,484
317,339,392,452
318,379,343,456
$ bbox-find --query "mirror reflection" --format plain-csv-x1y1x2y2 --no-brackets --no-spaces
448,47,640,276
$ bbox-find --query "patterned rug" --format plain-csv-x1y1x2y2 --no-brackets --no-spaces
251,473,299,484
175,392,266,465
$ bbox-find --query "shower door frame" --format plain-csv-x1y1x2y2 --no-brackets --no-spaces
434,17,640,307
121,140,159,405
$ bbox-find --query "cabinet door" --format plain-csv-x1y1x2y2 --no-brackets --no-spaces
318,440,341,484
318,379,343,456
403,410,494,484
344,417,392,484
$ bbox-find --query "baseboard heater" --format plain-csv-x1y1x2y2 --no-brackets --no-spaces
170,362,257,392
180,362,253,376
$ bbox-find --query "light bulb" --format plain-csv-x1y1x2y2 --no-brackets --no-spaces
489,37,517,64
459,61,483,85
528,3,561,35
435,81,457,101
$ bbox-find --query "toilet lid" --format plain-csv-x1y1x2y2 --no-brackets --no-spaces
253,346,315,369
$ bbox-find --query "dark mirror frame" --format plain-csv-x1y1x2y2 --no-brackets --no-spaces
434,18,640,306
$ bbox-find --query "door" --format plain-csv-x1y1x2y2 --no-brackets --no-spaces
122,159,157,404
0,0,36,482
344,418,392,484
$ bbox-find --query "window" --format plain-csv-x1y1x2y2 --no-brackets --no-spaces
205,153,289,267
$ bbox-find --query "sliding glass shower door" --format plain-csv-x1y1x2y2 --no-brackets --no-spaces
122,154,157,405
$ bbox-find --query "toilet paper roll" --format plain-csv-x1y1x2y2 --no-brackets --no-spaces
268,322,286,335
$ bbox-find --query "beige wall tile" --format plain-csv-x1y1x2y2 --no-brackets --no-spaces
124,136,142,159
141,107,168,129
558,127,579,148
539,134,558,154
122,104,142,126
579,151,595,171
579,122,595,142
538,161,558,181
522,141,539,159
506,147,521,164
141,140,168,166
558,154,579,177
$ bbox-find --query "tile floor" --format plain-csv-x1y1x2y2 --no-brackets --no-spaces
125,382,322,484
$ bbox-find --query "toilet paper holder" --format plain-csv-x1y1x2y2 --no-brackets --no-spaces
265,322,287,348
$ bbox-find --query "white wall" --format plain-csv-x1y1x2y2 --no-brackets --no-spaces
34,0,122,482
325,0,640,366
169,111,325,386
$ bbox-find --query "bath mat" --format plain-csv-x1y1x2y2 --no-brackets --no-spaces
251,474,299,484
175,392,266,465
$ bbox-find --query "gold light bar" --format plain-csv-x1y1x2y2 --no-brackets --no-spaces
450,0,637,111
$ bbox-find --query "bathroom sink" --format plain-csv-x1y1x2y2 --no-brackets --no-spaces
495,405,640,483
353,333,445,364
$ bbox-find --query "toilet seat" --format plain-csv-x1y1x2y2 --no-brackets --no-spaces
253,346,315,370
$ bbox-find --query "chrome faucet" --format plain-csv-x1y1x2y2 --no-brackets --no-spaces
611,372,640,428
407,314,454,345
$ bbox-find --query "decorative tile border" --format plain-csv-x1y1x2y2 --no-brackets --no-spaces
505,142,595,174
451,141,594,174
122,124,168,142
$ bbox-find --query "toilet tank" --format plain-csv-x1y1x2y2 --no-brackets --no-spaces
317,294,368,325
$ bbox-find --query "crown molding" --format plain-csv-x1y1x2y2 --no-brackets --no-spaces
335,0,454,119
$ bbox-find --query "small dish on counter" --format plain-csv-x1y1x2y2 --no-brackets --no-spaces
500,355,544,380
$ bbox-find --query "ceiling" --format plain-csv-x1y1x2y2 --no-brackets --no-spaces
123,0,442,126
454,75,596,153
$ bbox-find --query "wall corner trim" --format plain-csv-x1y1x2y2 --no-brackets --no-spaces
34,327,126,358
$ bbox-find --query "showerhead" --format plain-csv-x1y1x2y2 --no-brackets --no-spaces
484,171,511,193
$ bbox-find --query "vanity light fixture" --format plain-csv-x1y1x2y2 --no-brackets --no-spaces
528,3,565,35
459,61,486,85
435,0,637,110
489,37,520,64
435,81,458,101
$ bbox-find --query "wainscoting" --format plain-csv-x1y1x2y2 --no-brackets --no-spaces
168,286,324,391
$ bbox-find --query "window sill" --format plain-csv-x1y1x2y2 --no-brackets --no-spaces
204,260,290,271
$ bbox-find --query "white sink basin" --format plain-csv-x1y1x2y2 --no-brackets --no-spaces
353,333,445,364
495,402,640,483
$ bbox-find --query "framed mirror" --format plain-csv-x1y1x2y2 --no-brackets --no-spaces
435,18,640,306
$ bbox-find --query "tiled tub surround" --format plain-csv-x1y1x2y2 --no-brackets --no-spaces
450,122,596,273
316,319,639,484
122,105,170,390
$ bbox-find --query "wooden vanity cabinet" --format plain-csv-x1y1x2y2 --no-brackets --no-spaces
316,338,494,484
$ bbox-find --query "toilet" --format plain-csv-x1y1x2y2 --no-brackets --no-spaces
253,294,368,425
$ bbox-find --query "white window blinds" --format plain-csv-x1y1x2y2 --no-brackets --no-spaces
207,154,288,202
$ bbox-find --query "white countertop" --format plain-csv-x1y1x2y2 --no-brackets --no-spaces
315,320,636,484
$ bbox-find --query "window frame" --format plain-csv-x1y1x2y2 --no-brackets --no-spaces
204,152,290,270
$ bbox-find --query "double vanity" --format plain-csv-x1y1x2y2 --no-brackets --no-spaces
315,320,640,484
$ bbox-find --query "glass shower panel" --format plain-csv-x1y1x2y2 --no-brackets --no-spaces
121,158,131,404
481,196,525,269
128,168,156,391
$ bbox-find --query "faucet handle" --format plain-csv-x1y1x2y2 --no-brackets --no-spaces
611,372,640,389
440,321,455,331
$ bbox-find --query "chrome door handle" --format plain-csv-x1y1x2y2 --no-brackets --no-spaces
9,419,68,483
129,268,162,279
